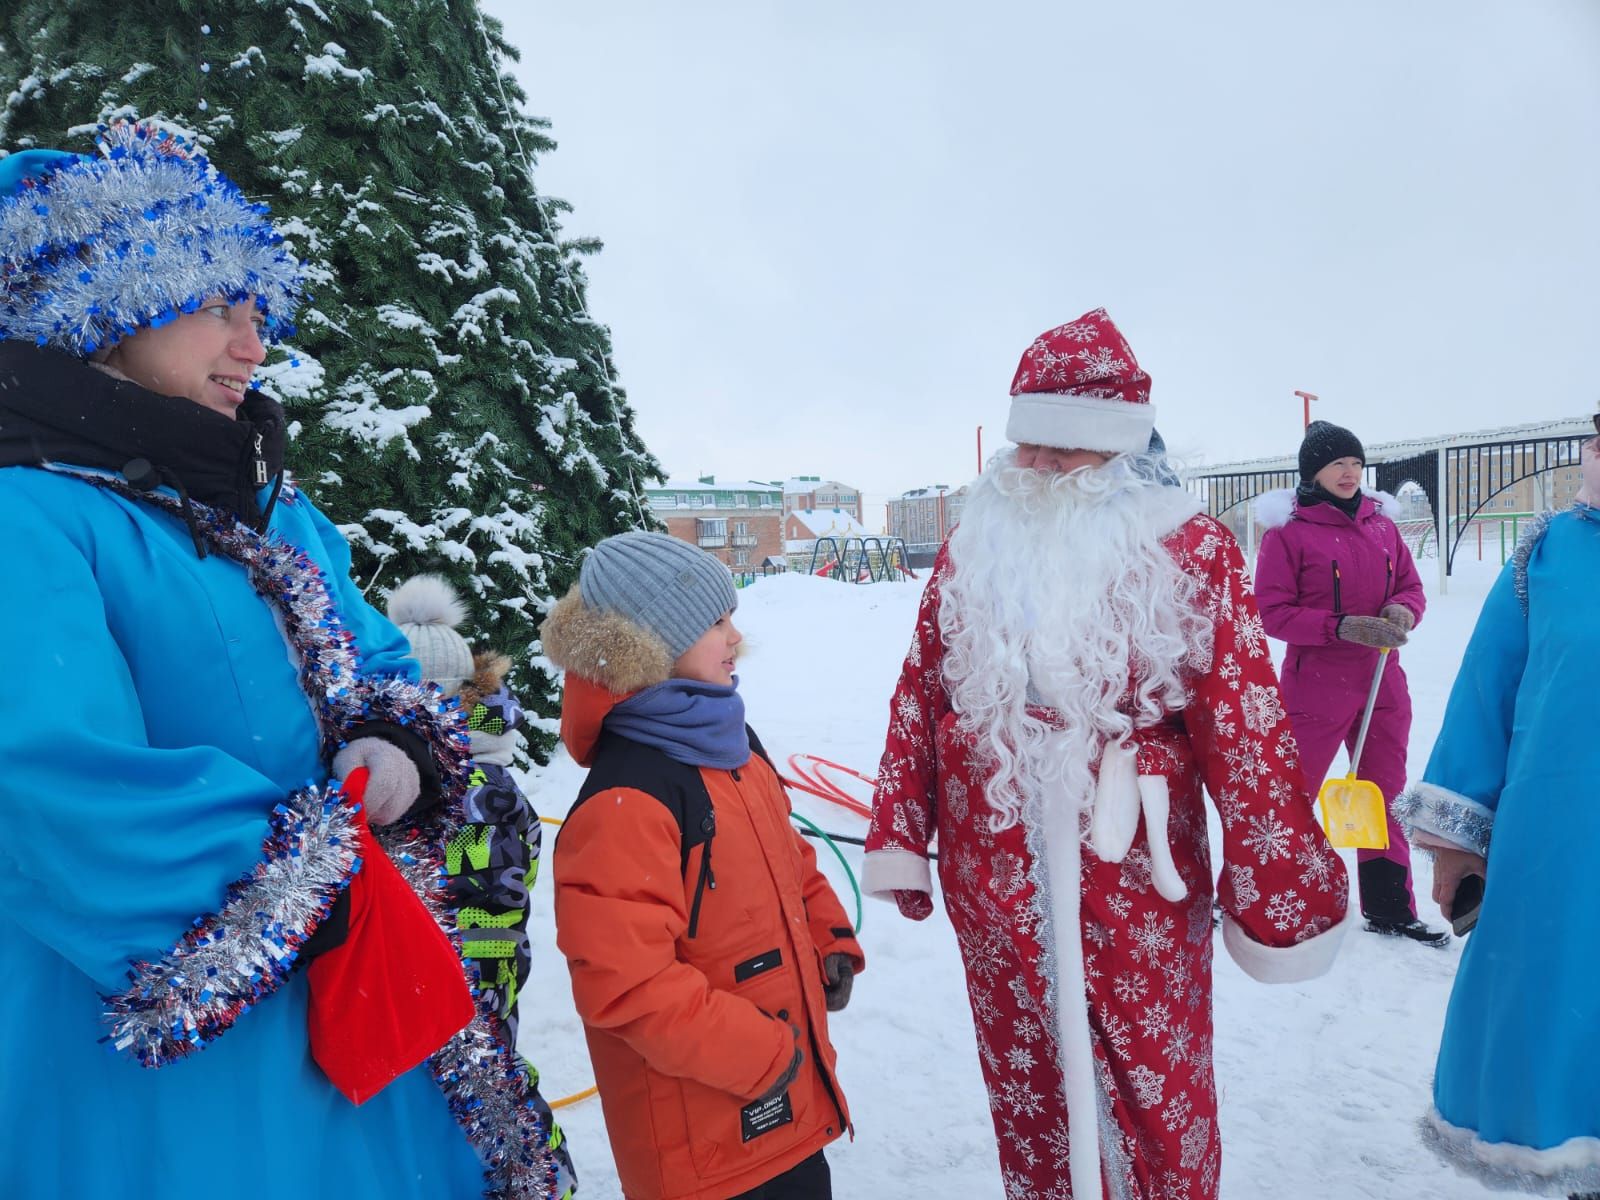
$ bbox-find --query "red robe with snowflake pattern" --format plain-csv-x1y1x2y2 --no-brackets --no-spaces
863,514,1349,1200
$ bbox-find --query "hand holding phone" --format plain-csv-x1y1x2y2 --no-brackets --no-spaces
1450,873,1485,937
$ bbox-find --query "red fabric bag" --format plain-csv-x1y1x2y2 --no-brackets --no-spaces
307,767,476,1105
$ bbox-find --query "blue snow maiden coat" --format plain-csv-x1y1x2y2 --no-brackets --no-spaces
1395,503,1600,1197
0,344,567,1199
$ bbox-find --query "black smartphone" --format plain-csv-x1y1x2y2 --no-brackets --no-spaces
1450,873,1485,937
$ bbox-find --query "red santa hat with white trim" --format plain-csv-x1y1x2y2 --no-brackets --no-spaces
1004,308,1155,454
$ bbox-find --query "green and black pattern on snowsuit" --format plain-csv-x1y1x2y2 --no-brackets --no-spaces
447,684,540,1045
445,676,575,1199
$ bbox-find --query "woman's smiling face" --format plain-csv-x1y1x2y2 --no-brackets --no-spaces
102,296,267,418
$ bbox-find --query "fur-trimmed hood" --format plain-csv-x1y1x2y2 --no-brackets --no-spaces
458,650,512,715
1254,486,1400,530
539,585,677,767
539,585,673,695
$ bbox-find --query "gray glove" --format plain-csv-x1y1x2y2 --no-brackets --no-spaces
823,953,855,1012
1336,615,1408,650
752,1023,803,1104
1379,603,1416,633
331,736,421,825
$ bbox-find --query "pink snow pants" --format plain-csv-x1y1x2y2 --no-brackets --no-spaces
1289,689,1417,920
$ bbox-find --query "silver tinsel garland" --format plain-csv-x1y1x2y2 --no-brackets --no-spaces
103,781,363,1066
1391,781,1495,859
67,469,563,1197
0,122,300,354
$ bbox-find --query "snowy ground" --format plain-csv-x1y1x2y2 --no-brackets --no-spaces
517,547,1511,1200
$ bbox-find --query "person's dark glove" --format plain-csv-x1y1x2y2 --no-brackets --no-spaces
822,953,855,1012
752,1023,803,1104
1336,615,1408,649
1379,603,1416,633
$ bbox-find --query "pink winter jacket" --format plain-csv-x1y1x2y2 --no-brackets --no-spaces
1253,489,1425,715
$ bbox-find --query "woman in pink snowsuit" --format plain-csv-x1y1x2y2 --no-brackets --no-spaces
1254,421,1448,945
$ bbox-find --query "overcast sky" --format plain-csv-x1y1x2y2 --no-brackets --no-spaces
484,1,1600,522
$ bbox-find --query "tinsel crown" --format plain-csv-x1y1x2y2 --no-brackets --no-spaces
0,121,302,355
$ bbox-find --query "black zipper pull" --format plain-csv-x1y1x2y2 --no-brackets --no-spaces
1331,559,1343,614
253,432,269,487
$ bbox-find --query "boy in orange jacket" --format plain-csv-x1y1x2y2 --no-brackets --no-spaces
543,532,863,1200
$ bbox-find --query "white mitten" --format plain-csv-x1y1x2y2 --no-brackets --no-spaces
1090,739,1141,863
331,737,420,826
1137,775,1189,902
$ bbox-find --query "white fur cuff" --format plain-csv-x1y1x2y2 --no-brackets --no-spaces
862,848,933,899
1222,908,1352,984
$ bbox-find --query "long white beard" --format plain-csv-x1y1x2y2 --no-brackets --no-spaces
940,449,1214,831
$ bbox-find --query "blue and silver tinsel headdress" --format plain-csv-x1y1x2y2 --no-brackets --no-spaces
0,121,301,355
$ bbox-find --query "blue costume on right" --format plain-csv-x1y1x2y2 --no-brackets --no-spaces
1396,504,1600,1196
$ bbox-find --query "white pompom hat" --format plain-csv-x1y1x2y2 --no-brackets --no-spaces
386,574,475,695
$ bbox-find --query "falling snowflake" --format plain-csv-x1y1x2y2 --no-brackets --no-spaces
1239,683,1286,734
1242,811,1293,863
1264,889,1308,931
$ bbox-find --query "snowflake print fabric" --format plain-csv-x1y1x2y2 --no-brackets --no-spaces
865,518,1348,1198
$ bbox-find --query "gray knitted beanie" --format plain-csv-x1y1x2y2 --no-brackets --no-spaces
578,532,738,659
386,575,476,695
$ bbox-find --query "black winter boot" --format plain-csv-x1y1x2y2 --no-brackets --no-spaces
1359,859,1450,947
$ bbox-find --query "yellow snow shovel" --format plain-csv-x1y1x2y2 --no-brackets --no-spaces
1317,649,1393,850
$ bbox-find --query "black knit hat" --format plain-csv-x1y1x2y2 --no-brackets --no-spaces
1298,421,1365,482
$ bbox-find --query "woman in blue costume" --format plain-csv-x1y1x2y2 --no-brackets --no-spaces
0,123,571,1199
1395,412,1600,1199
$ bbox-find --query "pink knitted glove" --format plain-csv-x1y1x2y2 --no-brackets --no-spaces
331,737,421,825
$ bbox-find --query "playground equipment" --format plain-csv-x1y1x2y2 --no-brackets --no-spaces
806,535,917,583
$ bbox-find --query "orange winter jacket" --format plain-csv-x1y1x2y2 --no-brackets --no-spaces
552,675,864,1200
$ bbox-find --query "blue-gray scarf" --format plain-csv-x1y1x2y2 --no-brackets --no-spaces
604,678,750,770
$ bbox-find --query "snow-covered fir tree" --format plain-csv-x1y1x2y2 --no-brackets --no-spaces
0,0,661,752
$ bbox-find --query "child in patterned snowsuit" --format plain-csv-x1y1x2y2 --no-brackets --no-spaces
388,574,575,1196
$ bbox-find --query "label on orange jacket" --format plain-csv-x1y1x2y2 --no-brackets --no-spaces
740,1092,793,1143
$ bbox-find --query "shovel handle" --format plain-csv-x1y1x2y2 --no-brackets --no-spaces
1347,649,1390,777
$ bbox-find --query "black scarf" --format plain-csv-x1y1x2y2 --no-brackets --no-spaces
0,342,288,553
1295,480,1363,519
